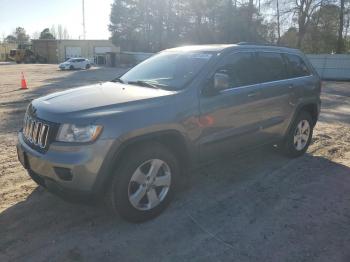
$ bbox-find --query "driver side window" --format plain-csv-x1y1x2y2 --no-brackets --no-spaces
217,52,257,89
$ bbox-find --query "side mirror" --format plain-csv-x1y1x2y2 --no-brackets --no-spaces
214,73,230,91
202,72,230,96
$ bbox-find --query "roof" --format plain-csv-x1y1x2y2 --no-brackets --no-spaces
31,39,113,42
164,43,299,53
164,44,236,52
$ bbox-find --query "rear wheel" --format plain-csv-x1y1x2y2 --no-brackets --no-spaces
105,142,179,222
281,111,313,158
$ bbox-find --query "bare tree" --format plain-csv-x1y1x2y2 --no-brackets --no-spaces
63,28,70,39
50,25,57,39
337,0,345,53
276,0,281,43
283,0,329,48
32,31,40,39
57,24,63,40
262,0,281,44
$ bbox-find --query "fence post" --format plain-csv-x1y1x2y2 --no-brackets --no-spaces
321,55,328,79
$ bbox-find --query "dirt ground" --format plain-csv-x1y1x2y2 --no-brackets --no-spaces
0,64,350,262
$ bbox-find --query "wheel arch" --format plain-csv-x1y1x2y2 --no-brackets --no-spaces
284,101,320,139
297,102,319,126
93,130,195,195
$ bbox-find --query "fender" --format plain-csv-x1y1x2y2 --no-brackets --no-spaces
284,98,321,138
91,129,197,195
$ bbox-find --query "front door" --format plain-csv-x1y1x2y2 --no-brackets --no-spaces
198,51,265,160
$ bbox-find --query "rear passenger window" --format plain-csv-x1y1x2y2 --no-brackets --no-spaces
285,54,311,78
217,52,258,88
256,52,287,83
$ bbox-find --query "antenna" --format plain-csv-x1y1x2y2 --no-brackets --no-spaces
82,0,86,39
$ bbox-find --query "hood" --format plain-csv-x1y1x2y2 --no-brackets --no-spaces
32,82,176,121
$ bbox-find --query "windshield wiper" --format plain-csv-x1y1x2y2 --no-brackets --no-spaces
127,80,160,89
111,77,124,83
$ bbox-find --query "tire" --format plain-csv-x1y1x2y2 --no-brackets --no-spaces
105,142,179,223
69,65,74,70
85,64,91,69
281,111,314,158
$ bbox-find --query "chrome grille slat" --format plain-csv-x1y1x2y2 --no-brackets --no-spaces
25,117,30,137
26,120,31,137
39,125,49,148
29,121,35,142
33,122,41,144
22,115,50,149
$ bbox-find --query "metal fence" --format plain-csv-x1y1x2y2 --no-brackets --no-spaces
116,52,154,67
118,52,350,81
307,54,350,80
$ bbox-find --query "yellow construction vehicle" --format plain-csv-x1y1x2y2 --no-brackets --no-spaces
9,44,46,64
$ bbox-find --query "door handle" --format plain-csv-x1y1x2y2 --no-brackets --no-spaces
288,84,294,89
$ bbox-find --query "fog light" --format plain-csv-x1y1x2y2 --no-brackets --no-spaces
54,167,73,181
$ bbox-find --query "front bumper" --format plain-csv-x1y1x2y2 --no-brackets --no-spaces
17,132,115,198
59,65,70,70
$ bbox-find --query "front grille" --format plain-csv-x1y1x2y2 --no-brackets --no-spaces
23,115,50,149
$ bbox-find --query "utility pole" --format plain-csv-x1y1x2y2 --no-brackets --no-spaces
82,0,86,39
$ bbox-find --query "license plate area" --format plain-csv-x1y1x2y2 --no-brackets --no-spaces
17,146,30,169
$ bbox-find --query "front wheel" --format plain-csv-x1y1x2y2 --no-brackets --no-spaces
281,111,314,158
105,142,179,222
85,64,91,69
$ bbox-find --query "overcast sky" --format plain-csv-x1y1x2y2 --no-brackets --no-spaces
0,0,113,40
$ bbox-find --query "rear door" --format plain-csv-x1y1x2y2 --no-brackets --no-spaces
199,51,266,159
72,59,80,69
78,59,85,68
283,53,316,97
254,51,295,142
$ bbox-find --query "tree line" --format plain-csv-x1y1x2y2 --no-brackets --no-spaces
3,25,70,44
109,0,350,54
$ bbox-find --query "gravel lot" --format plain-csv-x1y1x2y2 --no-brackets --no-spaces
1,64,350,262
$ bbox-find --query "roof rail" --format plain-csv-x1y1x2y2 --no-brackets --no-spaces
236,42,278,47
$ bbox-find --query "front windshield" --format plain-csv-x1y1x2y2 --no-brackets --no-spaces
120,51,213,90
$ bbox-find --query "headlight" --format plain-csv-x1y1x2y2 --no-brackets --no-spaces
56,124,103,143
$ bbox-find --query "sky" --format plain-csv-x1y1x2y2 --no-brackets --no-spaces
0,0,114,40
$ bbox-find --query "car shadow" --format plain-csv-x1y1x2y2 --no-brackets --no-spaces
1,146,350,261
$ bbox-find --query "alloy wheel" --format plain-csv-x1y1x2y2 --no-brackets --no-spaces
293,119,311,151
128,159,171,211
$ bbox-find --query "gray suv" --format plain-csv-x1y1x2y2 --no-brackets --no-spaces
17,44,321,222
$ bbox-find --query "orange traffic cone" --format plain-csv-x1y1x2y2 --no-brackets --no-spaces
21,72,28,90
